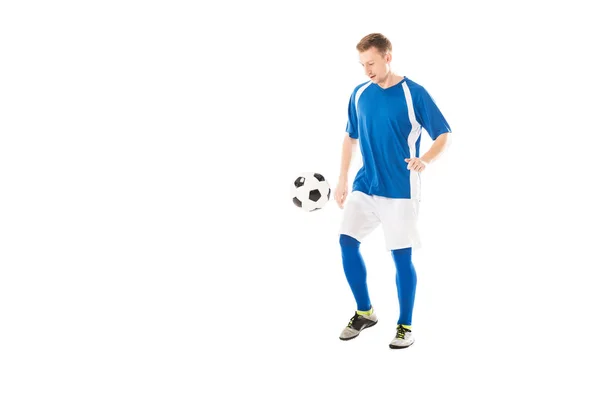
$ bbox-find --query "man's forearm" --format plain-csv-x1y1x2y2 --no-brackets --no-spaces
421,132,450,164
339,135,357,181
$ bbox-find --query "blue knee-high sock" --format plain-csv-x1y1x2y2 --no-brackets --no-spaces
392,247,417,325
339,234,371,311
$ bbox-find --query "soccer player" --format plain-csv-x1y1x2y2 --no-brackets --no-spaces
335,33,452,349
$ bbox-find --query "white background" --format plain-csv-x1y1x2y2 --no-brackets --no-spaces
1,0,599,399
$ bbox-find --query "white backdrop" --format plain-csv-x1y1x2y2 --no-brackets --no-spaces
2,0,599,399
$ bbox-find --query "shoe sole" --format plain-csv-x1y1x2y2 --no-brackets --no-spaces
339,320,378,341
389,340,414,349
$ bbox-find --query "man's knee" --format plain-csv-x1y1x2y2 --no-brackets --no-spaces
391,247,412,257
339,234,360,248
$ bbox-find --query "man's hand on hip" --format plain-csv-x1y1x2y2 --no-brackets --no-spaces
404,157,428,172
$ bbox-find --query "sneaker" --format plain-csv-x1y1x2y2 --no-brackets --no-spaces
339,309,378,341
389,324,414,349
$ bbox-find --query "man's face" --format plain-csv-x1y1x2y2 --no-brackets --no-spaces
359,47,391,83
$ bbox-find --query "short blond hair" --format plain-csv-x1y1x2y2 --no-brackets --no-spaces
356,33,392,55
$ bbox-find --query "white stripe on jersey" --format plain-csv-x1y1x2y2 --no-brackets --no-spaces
401,81,423,201
355,81,372,116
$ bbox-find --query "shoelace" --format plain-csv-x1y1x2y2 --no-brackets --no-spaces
396,325,411,339
347,312,359,328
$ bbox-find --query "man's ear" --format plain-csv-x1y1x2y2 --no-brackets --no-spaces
386,52,392,63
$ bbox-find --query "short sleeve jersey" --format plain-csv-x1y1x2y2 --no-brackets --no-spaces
346,76,451,199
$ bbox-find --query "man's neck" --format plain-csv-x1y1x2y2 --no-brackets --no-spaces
378,72,404,89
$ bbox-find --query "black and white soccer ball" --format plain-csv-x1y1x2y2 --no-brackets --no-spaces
290,172,331,212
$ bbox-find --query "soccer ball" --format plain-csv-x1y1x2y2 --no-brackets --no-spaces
290,172,331,212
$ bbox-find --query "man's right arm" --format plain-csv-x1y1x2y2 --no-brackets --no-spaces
339,134,357,183
334,134,357,208
337,87,359,208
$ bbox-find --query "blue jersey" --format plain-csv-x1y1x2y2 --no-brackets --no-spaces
346,76,451,199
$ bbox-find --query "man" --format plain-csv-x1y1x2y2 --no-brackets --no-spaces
335,33,451,349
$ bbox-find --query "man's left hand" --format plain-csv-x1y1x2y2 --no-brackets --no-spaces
404,157,428,172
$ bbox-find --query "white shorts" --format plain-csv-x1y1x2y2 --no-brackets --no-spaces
338,190,421,251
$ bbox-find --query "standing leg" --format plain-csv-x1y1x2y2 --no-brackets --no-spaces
379,197,419,348
391,247,416,326
389,246,417,348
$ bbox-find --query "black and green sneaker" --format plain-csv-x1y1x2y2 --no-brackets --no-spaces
339,309,378,341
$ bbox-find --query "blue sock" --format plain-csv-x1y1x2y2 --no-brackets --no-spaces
392,247,416,326
339,234,371,312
